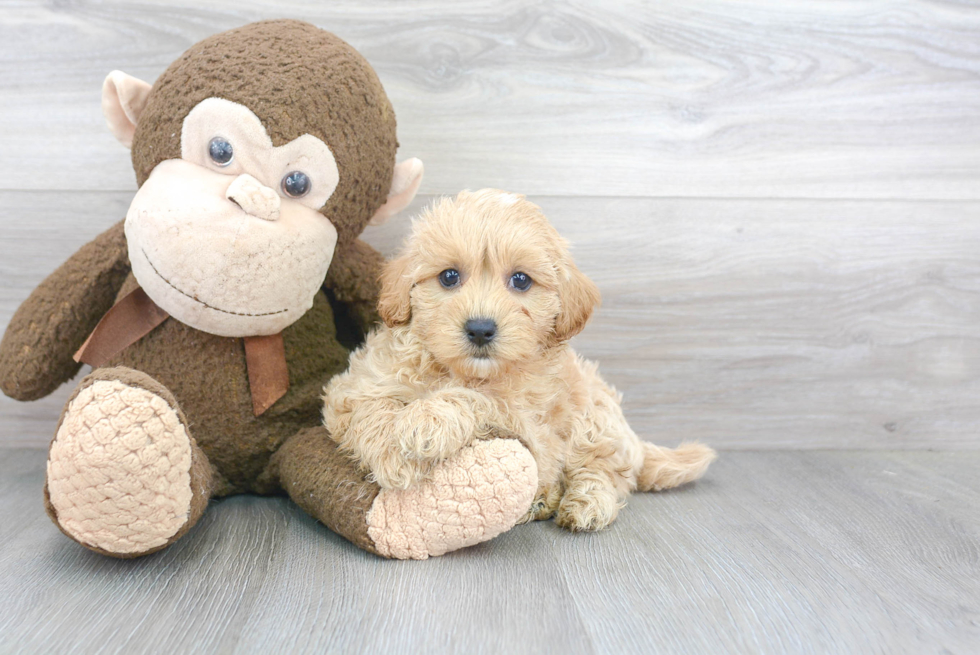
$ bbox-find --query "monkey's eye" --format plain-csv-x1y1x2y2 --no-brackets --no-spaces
208,137,234,166
438,269,461,289
282,171,311,198
510,272,533,292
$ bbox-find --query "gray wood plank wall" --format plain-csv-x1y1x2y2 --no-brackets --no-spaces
1,1,979,449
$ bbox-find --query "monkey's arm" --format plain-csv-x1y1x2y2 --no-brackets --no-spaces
0,220,131,401
323,238,385,335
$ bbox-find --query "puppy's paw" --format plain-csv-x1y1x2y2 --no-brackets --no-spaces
366,449,433,490
519,482,563,524
555,486,624,532
396,390,493,461
397,418,462,461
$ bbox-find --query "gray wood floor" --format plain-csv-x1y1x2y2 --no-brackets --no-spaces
1,448,978,654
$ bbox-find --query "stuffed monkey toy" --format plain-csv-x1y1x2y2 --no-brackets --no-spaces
0,20,536,560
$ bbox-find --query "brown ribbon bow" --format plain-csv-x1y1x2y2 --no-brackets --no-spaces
73,287,289,416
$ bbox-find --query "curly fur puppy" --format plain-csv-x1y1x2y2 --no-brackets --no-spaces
323,189,716,531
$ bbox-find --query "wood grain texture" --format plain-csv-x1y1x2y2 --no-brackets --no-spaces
4,192,977,449
3,4,978,652
1,0,979,198
0,448,977,654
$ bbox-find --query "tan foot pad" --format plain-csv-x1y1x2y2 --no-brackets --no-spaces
366,439,537,560
47,379,193,555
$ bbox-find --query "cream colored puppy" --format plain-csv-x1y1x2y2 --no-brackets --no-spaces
323,190,715,531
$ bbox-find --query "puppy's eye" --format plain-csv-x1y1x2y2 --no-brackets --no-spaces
510,272,533,292
282,171,311,198
438,269,461,289
208,137,234,166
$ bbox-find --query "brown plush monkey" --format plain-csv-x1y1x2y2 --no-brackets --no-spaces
0,20,536,559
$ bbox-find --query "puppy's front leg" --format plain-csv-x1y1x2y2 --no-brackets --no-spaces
326,397,432,490
396,388,494,461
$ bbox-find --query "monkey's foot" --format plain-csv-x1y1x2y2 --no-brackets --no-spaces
366,438,537,559
45,368,211,558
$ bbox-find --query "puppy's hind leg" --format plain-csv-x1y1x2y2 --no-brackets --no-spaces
557,439,716,531
554,394,638,532
555,433,632,532
519,481,563,524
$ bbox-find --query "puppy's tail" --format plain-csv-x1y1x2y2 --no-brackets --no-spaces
636,442,717,492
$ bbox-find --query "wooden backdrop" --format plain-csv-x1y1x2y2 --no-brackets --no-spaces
2,0,978,449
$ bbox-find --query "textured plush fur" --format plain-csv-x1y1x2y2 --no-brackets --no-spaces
324,190,717,531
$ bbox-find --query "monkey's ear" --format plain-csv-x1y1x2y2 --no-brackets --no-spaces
368,158,424,226
377,252,415,328
554,262,601,342
102,71,153,149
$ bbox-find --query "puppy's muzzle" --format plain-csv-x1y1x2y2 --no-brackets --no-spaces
464,318,497,348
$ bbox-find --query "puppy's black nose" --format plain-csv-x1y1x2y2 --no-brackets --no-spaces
465,318,497,347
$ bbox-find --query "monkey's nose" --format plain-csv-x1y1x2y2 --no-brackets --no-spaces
226,174,281,221
464,318,497,347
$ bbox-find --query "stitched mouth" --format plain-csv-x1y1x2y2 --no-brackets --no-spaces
142,248,288,318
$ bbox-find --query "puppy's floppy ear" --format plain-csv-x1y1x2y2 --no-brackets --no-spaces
554,262,601,341
378,253,414,327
